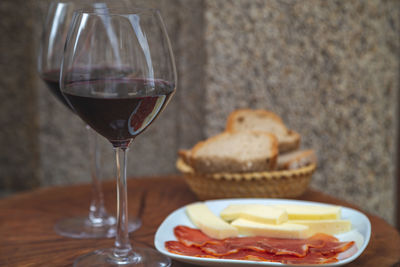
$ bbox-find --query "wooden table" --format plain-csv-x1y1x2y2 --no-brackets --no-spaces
0,176,399,266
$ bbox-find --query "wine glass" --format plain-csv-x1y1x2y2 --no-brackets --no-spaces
38,1,141,239
60,7,176,266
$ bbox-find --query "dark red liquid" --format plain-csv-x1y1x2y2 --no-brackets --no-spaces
41,70,73,111
63,79,175,147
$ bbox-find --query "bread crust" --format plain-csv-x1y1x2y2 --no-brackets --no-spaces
178,149,192,166
277,149,317,170
225,109,300,153
225,109,284,132
279,130,301,153
190,131,278,174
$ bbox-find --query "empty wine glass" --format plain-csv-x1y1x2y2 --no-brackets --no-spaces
60,7,176,266
38,0,141,239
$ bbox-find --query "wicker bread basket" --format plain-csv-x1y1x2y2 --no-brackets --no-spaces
176,158,316,200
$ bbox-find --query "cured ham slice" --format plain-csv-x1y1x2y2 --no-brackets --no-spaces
166,225,356,264
175,225,326,257
166,242,340,264
221,249,340,264
174,225,217,247
200,235,327,257
165,241,215,258
310,237,355,255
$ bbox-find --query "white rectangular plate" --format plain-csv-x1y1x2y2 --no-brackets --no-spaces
154,198,371,267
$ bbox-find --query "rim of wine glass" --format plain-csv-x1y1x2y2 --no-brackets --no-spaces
63,5,178,88
73,6,161,16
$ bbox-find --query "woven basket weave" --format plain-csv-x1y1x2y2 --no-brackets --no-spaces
176,158,316,200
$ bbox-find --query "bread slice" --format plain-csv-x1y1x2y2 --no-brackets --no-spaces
225,109,300,153
189,131,278,174
277,149,317,170
178,149,192,166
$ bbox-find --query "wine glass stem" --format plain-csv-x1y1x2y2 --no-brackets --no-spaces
114,146,132,257
87,125,108,224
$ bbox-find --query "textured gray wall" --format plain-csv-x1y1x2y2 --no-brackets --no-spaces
204,0,399,224
0,0,398,225
0,0,41,192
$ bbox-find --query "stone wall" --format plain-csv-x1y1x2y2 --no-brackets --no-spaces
203,0,399,224
0,0,398,225
0,0,41,192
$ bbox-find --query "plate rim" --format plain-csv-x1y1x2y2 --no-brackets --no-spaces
154,198,371,267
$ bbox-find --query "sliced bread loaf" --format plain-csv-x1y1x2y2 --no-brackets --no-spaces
277,149,317,170
225,109,300,153
178,149,192,166
189,131,278,174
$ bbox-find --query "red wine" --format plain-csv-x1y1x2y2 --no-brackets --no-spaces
41,70,73,111
63,79,175,147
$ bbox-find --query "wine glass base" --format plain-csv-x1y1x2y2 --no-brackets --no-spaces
54,216,141,239
73,247,171,267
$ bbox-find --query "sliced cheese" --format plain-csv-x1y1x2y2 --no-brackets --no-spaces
274,204,341,220
231,218,310,239
220,204,288,224
289,219,351,235
220,204,255,221
186,202,238,239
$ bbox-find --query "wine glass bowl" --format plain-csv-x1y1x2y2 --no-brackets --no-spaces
38,1,141,239
38,1,76,110
60,7,176,266
63,78,174,147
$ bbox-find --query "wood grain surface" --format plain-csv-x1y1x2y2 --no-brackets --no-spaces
0,176,399,266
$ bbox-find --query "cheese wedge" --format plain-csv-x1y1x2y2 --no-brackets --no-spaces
274,204,341,220
231,218,309,239
186,203,238,239
289,219,351,235
220,204,288,224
